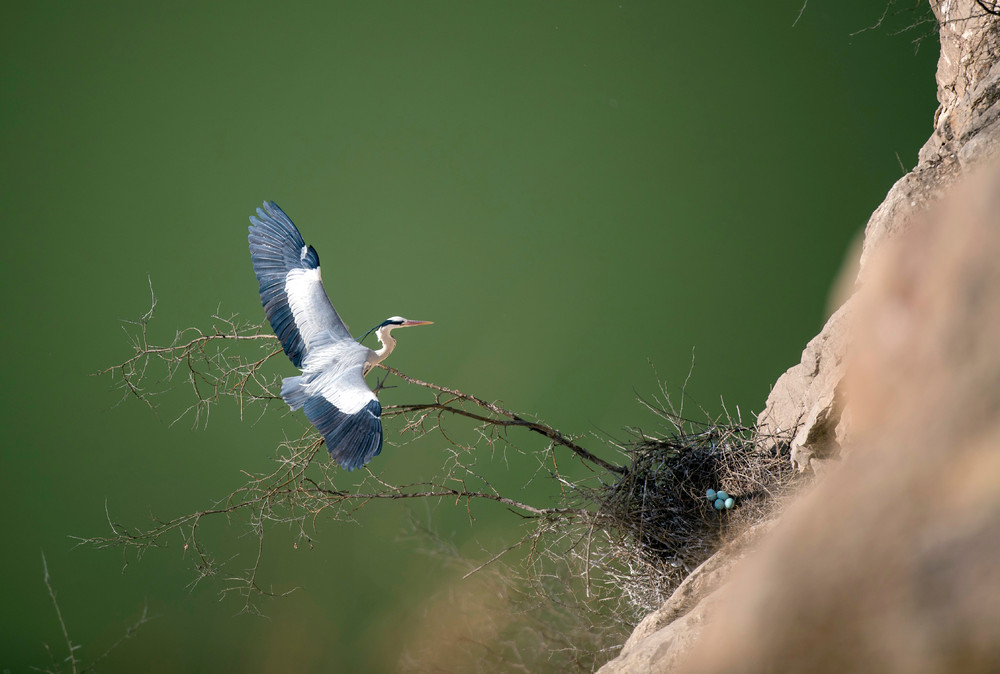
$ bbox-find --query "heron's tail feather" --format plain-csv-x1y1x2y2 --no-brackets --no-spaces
280,376,308,410
302,396,383,471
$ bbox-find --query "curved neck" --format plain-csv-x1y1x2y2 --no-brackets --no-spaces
371,325,398,365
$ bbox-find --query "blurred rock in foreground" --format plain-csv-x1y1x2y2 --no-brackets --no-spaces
599,3,1000,671
602,159,1000,674
678,160,1000,674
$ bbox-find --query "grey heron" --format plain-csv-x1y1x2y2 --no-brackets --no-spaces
248,201,432,470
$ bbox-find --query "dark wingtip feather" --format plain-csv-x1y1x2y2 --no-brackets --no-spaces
247,201,317,366
303,397,383,471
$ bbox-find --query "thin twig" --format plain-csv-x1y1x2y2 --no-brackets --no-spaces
381,365,625,474
41,552,78,674
792,0,808,27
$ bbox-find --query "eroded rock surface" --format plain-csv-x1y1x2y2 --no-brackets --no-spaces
677,154,1000,674
760,0,1000,473
600,3,1000,671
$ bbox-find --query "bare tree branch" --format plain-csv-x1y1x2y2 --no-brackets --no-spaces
87,293,796,671
41,552,78,674
87,296,631,619
38,553,152,674
976,1,1000,16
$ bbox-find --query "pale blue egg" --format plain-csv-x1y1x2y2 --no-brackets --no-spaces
714,499,725,510
706,489,717,501
717,490,729,500
724,497,735,509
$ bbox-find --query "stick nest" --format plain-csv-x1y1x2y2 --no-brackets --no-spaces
587,417,798,612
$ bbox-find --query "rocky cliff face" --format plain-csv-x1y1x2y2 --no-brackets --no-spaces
675,157,1000,674
599,3,1000,672
760,0,1000,476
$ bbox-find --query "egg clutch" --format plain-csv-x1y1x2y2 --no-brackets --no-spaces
706,489,735,511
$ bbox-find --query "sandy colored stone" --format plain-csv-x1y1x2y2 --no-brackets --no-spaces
758,0,1000,475
676,156,1000,674
601,4,1000,672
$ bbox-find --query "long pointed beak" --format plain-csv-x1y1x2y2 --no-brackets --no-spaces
402,319,433,327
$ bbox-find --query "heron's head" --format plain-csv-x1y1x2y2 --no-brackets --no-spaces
359,316,433,343
382,316,434,329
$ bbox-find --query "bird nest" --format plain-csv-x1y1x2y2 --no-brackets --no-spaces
586,416,798,612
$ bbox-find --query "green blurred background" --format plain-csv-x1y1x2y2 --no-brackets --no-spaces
2,1,937,671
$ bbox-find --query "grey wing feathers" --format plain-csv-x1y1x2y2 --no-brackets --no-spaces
280,361,383,471
248,201,352,367
304,397,383,471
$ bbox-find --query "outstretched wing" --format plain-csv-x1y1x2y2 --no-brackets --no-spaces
248,201,353,367
280,345,383,471
305,396,383,471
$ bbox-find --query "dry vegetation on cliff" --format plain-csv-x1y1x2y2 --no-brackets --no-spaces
586,402,798,613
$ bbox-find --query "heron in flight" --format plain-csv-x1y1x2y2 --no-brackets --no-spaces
248,201,432,471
